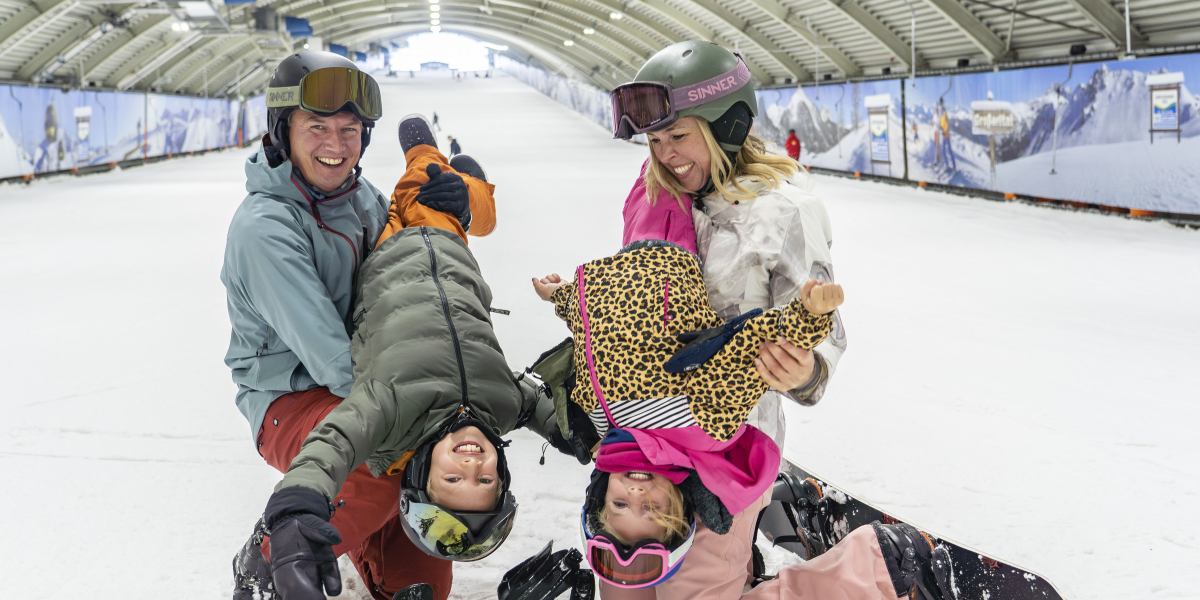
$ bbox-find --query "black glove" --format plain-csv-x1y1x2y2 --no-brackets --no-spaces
547,402,599,465
417,163,471,231
264,487,343,600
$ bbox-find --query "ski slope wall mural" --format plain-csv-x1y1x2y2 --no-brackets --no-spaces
757,52,1200,216
494,55,613,133
0,85,269,180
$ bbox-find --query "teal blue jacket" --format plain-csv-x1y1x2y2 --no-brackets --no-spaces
220,146,391,438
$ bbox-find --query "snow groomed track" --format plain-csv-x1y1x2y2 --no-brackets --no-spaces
1,73,1197,600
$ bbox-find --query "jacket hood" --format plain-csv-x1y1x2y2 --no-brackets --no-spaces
594,425,779,518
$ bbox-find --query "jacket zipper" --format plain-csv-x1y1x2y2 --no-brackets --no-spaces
293,176,361,271
421,227,470,407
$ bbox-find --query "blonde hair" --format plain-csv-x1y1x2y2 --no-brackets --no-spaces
644,118,798,205
598,478,689,546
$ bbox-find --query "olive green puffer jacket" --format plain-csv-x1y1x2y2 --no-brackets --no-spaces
277,226,539,501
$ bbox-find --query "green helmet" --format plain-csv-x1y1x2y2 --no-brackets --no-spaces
634,41,758,122
627,41,757,152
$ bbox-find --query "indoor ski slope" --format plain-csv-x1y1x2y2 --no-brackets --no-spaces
1,74,1197,600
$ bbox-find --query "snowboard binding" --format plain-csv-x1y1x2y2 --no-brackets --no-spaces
873,522,958,600
499,541,594,600
232,517,278,600
760,472,839,559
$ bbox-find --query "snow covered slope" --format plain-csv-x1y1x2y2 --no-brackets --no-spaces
0,74,1197,600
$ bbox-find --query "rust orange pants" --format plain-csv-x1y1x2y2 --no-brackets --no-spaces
258,387,453,600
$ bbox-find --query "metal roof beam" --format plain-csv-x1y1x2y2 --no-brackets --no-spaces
331,20,618,88
825,0,926,69
1061,0,1145,47
320,11,633,82
920,0,1008,61
168,38,242,92
82,13,171,80
14,14,93,79
680,0,810,81
191,44,264,95
110,30,201,89
146,37,224,89
309,0,646,68
739,0,860,76
0,0,81,61
632,0,773,83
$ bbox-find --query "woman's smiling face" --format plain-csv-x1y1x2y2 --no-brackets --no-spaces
647,117,712,193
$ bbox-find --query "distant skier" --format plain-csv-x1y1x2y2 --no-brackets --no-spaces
785,128,800,161
33,104,77,173
431,111,440,131
938,98,957,170
447,135,461,157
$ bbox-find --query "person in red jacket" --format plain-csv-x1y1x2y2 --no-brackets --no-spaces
785,129,800,161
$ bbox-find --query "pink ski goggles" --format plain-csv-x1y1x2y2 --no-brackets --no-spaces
581,521,695,587
610,56,751,139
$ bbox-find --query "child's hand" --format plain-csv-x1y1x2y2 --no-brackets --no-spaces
800,279,844,315
532,274,566,302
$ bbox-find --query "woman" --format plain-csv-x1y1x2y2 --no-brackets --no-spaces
596,41,950,600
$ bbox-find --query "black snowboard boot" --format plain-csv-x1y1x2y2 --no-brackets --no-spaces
449,154,488,182
398,113,438,154
394,583,434,600
872,522,957,600
762,472,838,559
232,518,278,600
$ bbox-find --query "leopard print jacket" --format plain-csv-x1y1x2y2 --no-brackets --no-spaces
551,243,832,442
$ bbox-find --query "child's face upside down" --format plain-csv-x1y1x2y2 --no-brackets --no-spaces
427,426,500,512
605,471,673,543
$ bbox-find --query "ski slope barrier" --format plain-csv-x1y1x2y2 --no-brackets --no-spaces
756,53,1200,216
0,85,269,180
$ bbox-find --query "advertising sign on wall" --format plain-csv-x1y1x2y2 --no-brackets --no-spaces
755,79,905,176
1,84,263,180
904,54,1200,214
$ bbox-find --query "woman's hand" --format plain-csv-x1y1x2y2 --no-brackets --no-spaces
532,273,566,302
755,338,815,391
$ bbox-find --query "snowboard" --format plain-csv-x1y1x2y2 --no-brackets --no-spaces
757,460,1065,600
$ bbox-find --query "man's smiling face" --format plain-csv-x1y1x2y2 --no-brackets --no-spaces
288,110,363,193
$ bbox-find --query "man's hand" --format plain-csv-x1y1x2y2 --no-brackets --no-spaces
755,338,815,391
800,279,844,315
263,487,342,600
532,273,567,302
417,163,471,230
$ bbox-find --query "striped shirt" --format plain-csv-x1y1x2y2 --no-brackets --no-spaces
589,395,698,438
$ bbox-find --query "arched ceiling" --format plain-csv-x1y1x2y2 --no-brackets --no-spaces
2,0,1200,98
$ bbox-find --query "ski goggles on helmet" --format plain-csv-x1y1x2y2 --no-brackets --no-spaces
400,493,516,561
580,515,696,588
610,56,751,139
266,66,382,121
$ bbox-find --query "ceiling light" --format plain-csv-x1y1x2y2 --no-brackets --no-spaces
431,18,440,24
609,11,622,19
431,5,439,11
431,25,441,32
303,42,310,49
430,11,438,17
583,27,594,34
563,40,574,46
429,0,438,3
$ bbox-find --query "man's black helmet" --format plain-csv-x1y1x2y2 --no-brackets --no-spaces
266,50,379,157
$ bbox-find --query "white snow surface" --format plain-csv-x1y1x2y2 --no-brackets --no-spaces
2,74,1198,600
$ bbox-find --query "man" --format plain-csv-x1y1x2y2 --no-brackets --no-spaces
222,51,456,600
785,128,800,161
447,135,461,157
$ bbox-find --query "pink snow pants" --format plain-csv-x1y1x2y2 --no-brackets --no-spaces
599,491,902,600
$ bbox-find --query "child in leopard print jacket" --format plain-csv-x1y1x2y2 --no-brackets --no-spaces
532,239,843,444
